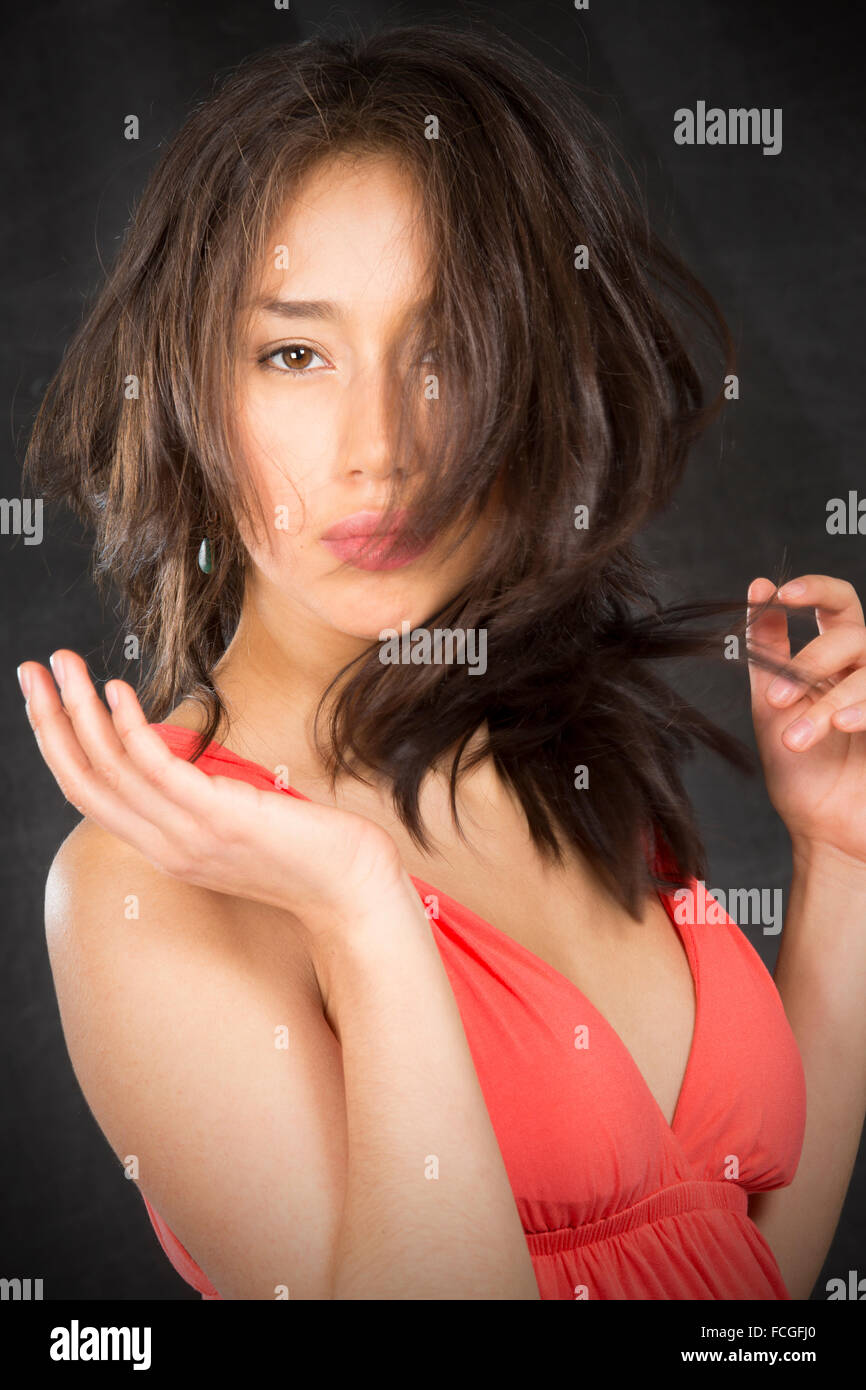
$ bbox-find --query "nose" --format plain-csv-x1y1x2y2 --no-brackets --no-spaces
340,356,414,486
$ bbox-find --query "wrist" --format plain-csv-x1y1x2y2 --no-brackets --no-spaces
790,836,866,885
303,865,416,935
301,868,429,989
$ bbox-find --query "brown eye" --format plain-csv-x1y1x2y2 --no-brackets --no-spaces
262,344,327,374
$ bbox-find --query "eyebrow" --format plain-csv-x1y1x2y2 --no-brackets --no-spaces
251,295,433,324
254,298,346,322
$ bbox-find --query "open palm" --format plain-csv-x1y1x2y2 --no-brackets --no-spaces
17,650,403,931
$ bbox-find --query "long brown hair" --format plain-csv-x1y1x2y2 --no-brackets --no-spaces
23,20,818,917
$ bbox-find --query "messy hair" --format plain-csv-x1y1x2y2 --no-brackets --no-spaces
23,20,816,917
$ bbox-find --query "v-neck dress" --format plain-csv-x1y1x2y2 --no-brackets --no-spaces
136,722,807,1300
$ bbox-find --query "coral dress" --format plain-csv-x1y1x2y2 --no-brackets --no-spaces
137,722,806,1300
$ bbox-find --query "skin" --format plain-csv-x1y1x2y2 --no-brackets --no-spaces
196,149,498,789
16,152,866,1299
16,152,518,930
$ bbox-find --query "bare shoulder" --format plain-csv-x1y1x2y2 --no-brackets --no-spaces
46,815,218,936
45,816,319,994
42,817,345,1299
43,816,327,1076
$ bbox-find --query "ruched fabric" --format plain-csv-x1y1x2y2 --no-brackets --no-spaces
136,723,807,1300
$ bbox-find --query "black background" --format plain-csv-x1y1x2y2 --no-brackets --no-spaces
2,0,863,1299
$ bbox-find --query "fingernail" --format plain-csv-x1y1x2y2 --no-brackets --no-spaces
767,677,797,702
785,716,814,748
835,706,863,728
106,683,119,711
778,581,806,597
17,665,30,700
49,652,65,685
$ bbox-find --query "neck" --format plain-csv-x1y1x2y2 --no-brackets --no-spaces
209,575,372,785
176,570,494,809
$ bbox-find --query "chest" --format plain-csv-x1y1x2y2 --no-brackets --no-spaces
335,773,697,1130
420,858,695,1129
256,751,697,1131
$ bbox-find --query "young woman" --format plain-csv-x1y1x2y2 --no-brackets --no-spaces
20,24,866,1301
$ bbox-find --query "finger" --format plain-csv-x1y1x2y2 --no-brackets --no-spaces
762,623,866,708
776,574,865,635
46,650,207,829
746,577,792,713
21,659,183,860
104,675,252,820
779,667,866,750
53,648,247,824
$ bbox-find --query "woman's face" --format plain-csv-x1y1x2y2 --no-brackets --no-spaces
234,151,494,642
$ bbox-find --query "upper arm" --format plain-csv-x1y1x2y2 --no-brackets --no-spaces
43,819,348,1299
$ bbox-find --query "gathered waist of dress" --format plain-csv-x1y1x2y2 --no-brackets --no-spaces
525,1180,749,1257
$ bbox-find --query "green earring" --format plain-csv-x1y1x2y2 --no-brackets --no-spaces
198,537,213,574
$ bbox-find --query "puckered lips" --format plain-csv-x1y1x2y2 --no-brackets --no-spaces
320,509,432,571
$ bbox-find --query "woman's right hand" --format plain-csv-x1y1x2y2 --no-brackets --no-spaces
17,650,407,942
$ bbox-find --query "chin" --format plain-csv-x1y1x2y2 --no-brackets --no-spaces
322,586,448,644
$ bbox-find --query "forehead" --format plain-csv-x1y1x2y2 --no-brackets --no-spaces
249,152,434,320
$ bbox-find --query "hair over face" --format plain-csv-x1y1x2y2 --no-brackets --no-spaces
24,21,815,917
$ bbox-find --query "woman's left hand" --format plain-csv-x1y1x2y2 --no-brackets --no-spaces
747,573,866,868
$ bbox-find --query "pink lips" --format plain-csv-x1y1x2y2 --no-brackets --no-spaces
321,509,431,571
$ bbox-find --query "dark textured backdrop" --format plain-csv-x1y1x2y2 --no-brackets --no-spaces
2,0,863,1298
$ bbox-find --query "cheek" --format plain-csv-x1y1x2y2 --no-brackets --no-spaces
245,394,345,518
245,384,336,463
235,396,321,543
